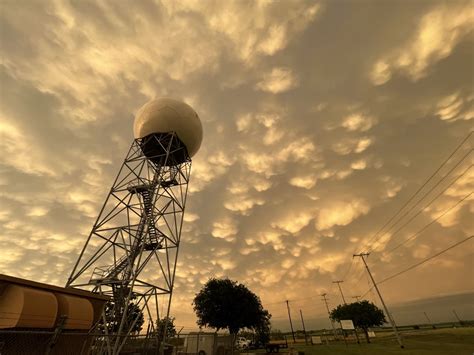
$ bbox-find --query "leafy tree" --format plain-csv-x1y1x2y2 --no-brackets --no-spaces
254,313,271,346
193,278,271,341
156,316,177,341
103,300,144,334
330,301,386,343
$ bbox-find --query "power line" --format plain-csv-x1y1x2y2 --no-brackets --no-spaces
360,235,473,298
353,253,404,348
264,294,328,307
340,258,355,282
289,295,320,303
383,191,473,255
361,286,373,299
265,297,319,306
332,280,347,304
345,256,367,291
363,132,472,250
360,132,472,253
374,165,472,252
353,191,471,302
367,153,472,253
377,235,473,285
361,269,379,303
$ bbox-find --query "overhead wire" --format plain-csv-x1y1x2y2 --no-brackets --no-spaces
360,286,373,299
371,164,472,253
359,235,473,298
356,138,474,297
360,131,473,253
330,133,473,310
264,294,328,311
341,157,469,292
351,260,368,293
342,256,364,294
339,258,354,282
377,235,473,285
367,151,472,253
383,190,473,255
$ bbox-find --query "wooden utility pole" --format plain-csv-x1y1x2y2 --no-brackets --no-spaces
423,312,435,329
332,281,347,304
286,300,296,343
299,309,308,345
453,310,463,326
321,293,338,340
353,253,404,348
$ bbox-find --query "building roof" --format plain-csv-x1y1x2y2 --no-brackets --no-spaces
0,273,109,301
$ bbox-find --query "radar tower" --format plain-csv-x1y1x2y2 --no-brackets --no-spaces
66,98,202,354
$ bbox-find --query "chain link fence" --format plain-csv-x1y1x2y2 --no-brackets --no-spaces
0,330,165,355
0,330,237,355
0,330,91,355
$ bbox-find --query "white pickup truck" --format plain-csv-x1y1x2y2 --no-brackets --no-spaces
235,337,252,349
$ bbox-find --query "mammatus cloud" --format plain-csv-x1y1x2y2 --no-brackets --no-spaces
315,199,370,231
211,217,238,242
370,2,473,84
289,174,317,189
332,136,373,155
196,1,321,63
1,0,473,330
256,67,299,94
341,113,377,132
436,92,474,122
271,211,314,234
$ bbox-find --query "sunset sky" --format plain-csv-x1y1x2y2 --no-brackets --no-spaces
0,0,473,331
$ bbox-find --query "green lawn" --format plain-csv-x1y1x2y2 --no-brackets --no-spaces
245,328,474,355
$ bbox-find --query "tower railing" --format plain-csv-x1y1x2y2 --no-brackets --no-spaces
66,132,192,354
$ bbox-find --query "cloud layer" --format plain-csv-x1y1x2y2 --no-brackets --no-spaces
1,0,473,330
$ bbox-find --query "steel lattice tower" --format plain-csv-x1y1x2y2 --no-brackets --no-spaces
66,99,201,354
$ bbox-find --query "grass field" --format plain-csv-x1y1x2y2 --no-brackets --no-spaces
245,328,474,355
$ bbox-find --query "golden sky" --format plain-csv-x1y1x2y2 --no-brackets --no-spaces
0,0,473,330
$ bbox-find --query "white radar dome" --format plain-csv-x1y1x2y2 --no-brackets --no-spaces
133,98,203,157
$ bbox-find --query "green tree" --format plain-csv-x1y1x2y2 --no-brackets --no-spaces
254,315,271,346
330,301,386,343
103,300,144,334
156,316,177,341
193,278,271,341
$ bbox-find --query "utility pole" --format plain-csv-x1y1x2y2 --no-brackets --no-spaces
352,296,361,302
353,253,404,348
286,300,296,343
453,310,463,326
332,280,347,304
321,293,338,340
423,312,435,329
299,309,308,345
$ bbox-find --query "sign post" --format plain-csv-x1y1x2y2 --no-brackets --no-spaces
340,320,355,330
340,320,360,345
339,320,354,347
